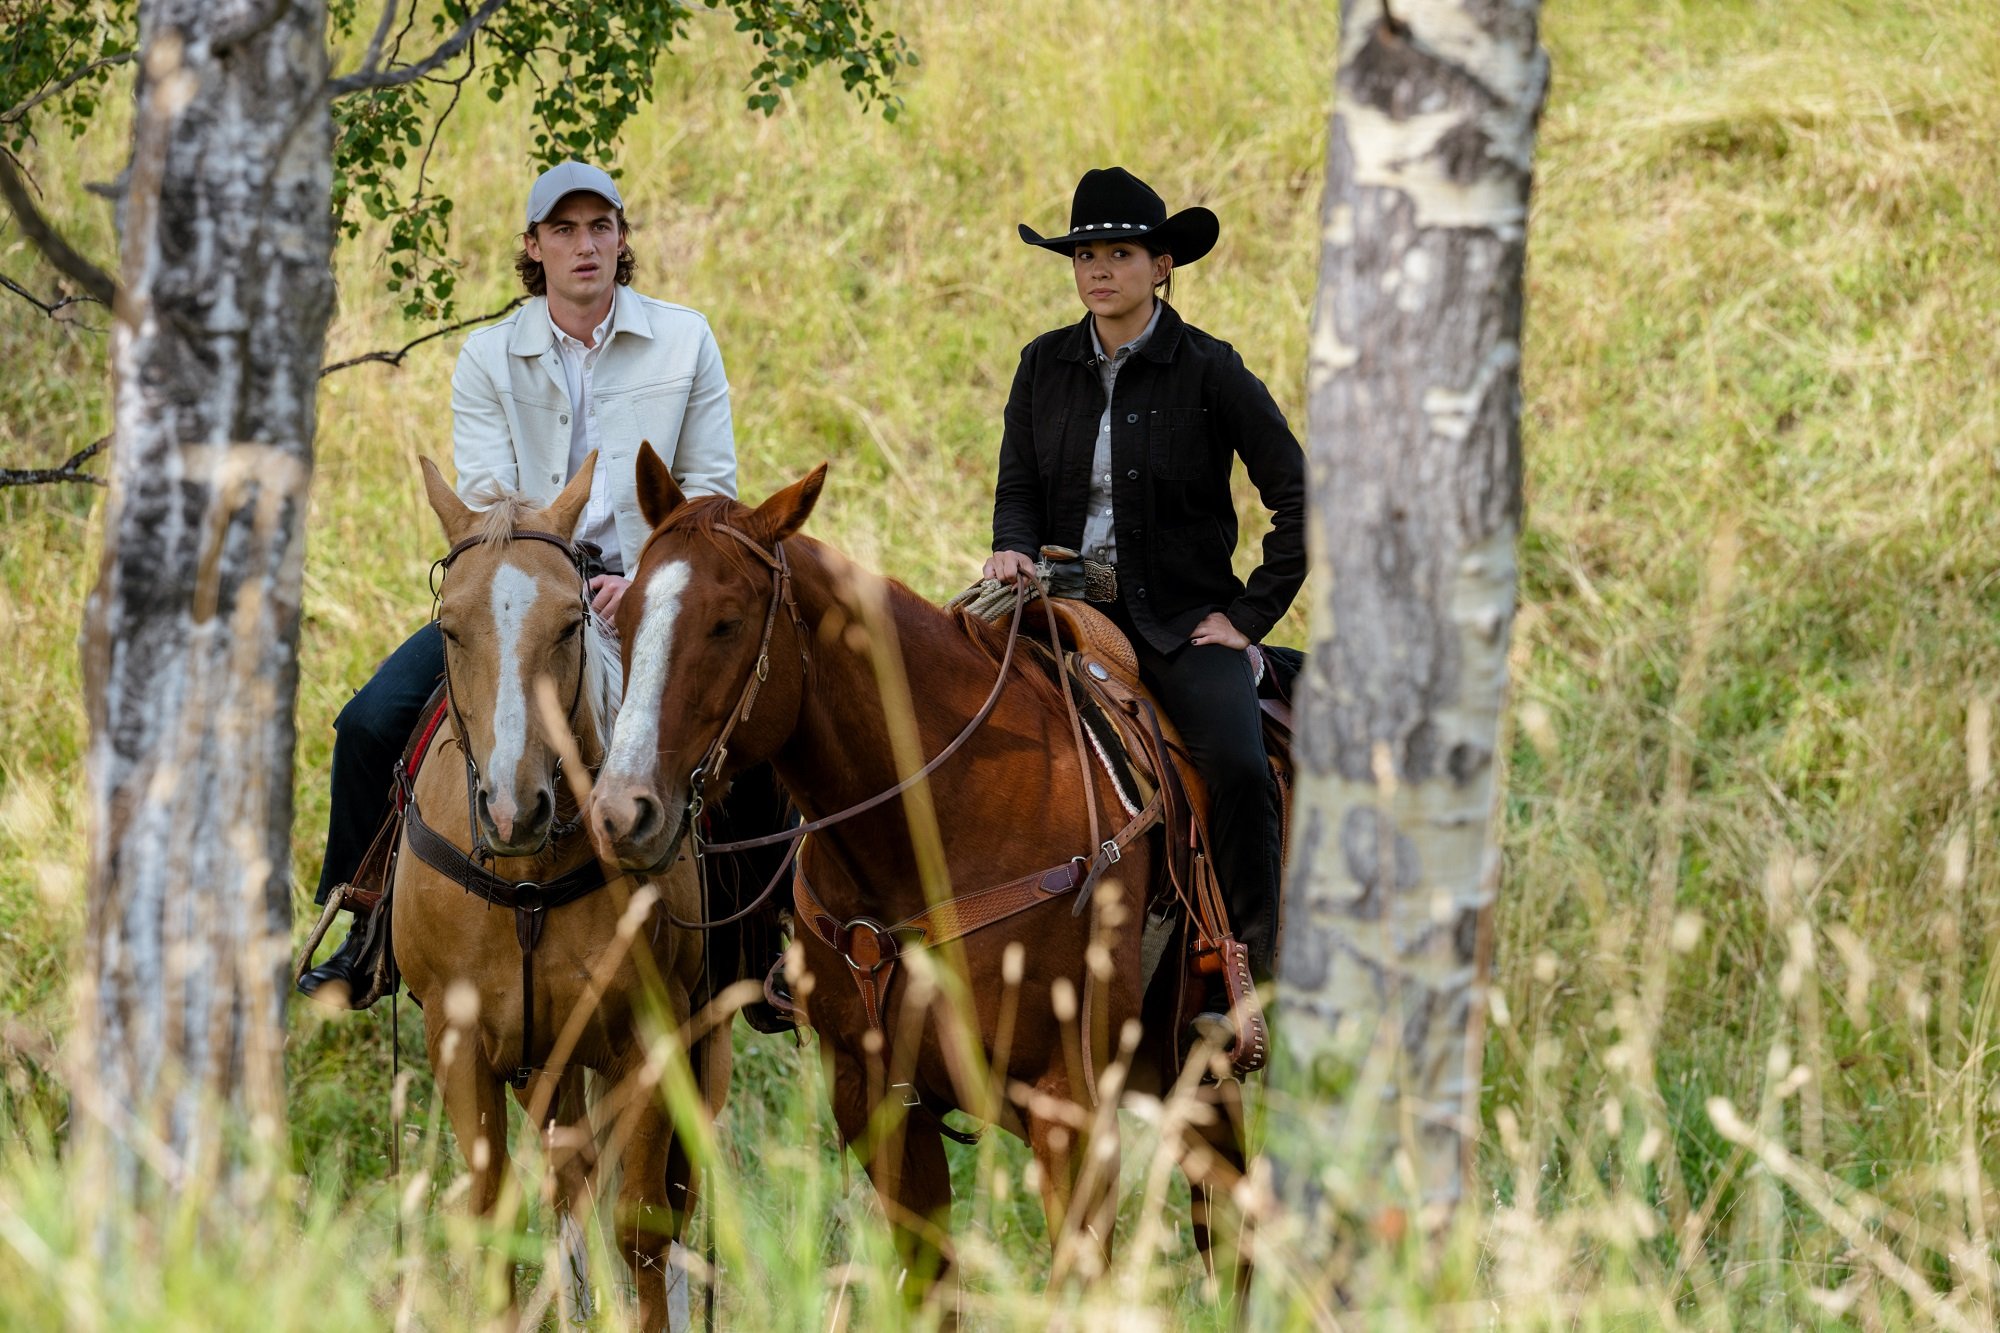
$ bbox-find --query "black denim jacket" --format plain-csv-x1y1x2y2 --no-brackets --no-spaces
990,301,1307,651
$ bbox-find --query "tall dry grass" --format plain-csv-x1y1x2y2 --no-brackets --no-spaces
3,0,1999,1326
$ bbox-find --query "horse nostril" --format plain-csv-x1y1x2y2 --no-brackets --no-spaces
628,792,664,846
526,787,552,830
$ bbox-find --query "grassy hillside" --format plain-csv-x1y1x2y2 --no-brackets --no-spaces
3,0,1999,1326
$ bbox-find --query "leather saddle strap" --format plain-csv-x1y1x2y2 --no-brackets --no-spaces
791,789,1163,1031
514,906,547,1085
1042,604,1102,861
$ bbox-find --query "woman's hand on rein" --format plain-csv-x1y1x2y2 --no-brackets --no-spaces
983,550,1038,584
1188,611,1249,651
589,574,631,620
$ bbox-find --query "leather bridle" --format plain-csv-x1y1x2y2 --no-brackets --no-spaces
416,526,608,1087
429,528,595,863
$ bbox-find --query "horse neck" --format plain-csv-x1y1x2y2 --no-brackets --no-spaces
777,541,1048,901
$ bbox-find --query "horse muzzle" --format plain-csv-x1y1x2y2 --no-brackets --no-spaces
587,778,683,872
477,784,554,857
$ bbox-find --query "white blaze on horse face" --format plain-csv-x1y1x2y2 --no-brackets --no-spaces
486,562,544,812
604,559,692,786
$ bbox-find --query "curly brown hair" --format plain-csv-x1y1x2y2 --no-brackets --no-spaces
514,211,636,296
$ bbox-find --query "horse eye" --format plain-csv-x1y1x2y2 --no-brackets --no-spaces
711,618,742,639
557,618,584,641
438,625,461,645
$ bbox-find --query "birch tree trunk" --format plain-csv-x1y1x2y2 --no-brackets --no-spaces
78,0,332,1198
1274,0,1547,1236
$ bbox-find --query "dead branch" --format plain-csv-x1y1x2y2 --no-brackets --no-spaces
0,148,115,306
0,270,105,323
0,434,109,488
318,295,524,377
327,0,507,96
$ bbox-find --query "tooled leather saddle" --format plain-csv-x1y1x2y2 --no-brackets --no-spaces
1009,595,1296,1076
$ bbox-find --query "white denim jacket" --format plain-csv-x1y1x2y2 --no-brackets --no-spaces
450,286,737,571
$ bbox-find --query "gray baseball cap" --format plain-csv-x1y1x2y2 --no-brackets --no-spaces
525,161,624,229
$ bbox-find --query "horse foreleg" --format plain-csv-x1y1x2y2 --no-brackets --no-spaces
1184,1077,1253,1311
522,1067,600,1325
829,1047,956,1309
1027,1093,1116,1285
618,1095,689,1332
428,1012,515,1315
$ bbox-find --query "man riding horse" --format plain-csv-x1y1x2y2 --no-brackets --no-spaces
298,160,789,1009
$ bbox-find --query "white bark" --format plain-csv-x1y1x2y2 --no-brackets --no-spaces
78,1,333,1197
1275,0,1547,1228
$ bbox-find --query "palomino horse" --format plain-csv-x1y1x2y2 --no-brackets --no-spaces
590,447,1249,1302
394,456,729,1328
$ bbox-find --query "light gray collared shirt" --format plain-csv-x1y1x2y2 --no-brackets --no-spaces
1080,301,1162,567
548,301,621,571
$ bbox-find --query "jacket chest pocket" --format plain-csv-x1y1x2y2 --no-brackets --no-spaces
1038,407,1084,478
623,374,695,452
1148,407,1212,481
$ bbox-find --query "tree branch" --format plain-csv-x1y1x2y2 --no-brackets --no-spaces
353,0,400,85
318,295,524,377
0,270,105,321
327,0,508,96
0,434,109,488
0,149,116,306
0,50,137,127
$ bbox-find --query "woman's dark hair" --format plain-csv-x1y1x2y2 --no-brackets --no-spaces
514,211,635,296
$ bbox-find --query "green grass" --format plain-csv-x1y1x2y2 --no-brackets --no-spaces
6,0,2000,1325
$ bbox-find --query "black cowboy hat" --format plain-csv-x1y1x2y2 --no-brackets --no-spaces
1018,167,1219,265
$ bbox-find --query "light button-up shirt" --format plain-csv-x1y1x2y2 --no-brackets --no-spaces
549,303,621,571
1080,301,1162,567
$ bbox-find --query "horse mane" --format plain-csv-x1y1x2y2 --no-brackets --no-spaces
466,488,540,549
655,493,769,582
581,606,623,741
659,494,1066,713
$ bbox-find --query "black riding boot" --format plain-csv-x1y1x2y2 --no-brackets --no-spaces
297,907,376,1008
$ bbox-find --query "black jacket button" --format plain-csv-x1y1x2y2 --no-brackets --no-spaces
1126,469,1139,480
1126,413,1138,423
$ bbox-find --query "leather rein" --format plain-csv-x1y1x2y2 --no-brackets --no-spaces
663,524,1165,1033
410,526,612,1087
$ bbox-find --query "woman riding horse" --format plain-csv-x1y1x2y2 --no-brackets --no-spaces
985,167,1308,1037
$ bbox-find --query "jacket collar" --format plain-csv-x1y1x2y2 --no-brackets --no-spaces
1056,299,1185,364
506,286,653,357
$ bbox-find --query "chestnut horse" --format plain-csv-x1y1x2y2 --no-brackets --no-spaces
394,456,729,1329
589,447,1248,1302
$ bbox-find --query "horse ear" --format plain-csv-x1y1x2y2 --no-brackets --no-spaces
636,440,687,531
420,455,478,544
749,463,828,546
541,451,596,539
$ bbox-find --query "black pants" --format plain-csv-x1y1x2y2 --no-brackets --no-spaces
317,622,445,904
1104,599,1281,981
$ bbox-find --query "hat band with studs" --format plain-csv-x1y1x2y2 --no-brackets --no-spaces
1075,222,1150,232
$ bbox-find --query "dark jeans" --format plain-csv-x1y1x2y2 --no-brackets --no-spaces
316,622,444,904
1104,598,1281,981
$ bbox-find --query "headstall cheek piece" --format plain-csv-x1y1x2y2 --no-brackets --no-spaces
683,527,804,832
